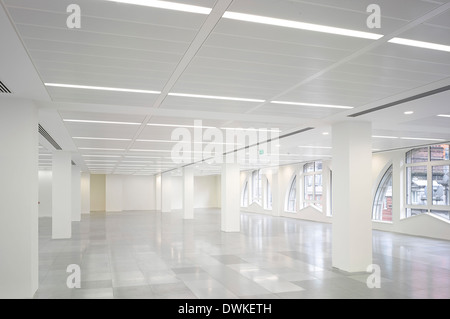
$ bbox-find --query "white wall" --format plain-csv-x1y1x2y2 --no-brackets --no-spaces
238,152,449,241
106,174,123,212
38,171,52,217
90,174,106,212
81,173,90,214
105,175,156,211
123,175,155,211
371,150,450,240
195,175,220,208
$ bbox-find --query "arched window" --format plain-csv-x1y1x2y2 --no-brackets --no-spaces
372,165,393,221
286,175,297,212
251,170,262,204
265,180,272,210
241,180,249,207
303,161,323,209
405,144,449,220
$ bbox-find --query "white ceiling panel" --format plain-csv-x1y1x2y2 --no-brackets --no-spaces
160,96,265,113
47,87,160,107
349,53,450,77
250,103,348,119
425,8,450,28
59,110,147,123
2,0,450,175
196,45,335,70
227,0,411,32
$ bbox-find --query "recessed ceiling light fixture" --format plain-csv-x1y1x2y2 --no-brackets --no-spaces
45,83,161,94
64,119,141,125
222,12,384,40
372,135,399,139
73,137,132,141
147,123,216,129
437,114,450,118
104,0,212,14
388,38,450,53
404,111,414,115
400,137,445,142
220,127,282,133
168,92,265,103
271,101,354,109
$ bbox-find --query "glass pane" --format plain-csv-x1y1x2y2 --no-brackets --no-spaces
406,147,428,164
430,144,449,161
406,166,427,205
315,161,323,172
432,165,449,205
287,176,296,212
430,210,450,220
304,175,313,200
372,165,393,221
314,174,322,201
303,162,314,173
405,208,427,218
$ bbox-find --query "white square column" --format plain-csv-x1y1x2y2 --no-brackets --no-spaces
72,166,81,221
331,121,373,273
155,174,162,211
161,173,172,213
0,99,38,298
183,166,194,219
221,163,240,232
52,151,72,239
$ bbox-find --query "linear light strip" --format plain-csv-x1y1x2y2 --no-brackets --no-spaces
45,83,161,94
147,123,216,129
104,0,212,14
222,11,383,40
437,114,450,118
388,38,450,53
271,101,353,109
73,137,132,141
64,119,141,125
168,92,265,103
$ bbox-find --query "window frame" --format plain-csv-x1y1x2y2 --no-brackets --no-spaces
285,175,297,213
404,144,450,221
302,161,323,210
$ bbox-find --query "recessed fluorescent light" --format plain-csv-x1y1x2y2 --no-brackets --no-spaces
400,137,445,142
64,119,141,125
271,101,353,109
372,135,399,139
79,147,126,151
73,137,132,141
45,83,161,94
388,38,450,53
222,11,383,40
168,92,265,103
104,0,212,14
136,139,236,145
220,127,281,133
404,111,414,115
147,123,215,129
322,132,329,136
437,114,450,118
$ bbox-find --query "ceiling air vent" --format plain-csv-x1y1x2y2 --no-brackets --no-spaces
38,124,62,150
0,81,12,93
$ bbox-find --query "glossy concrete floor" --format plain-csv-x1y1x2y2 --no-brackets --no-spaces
34,209,450,299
